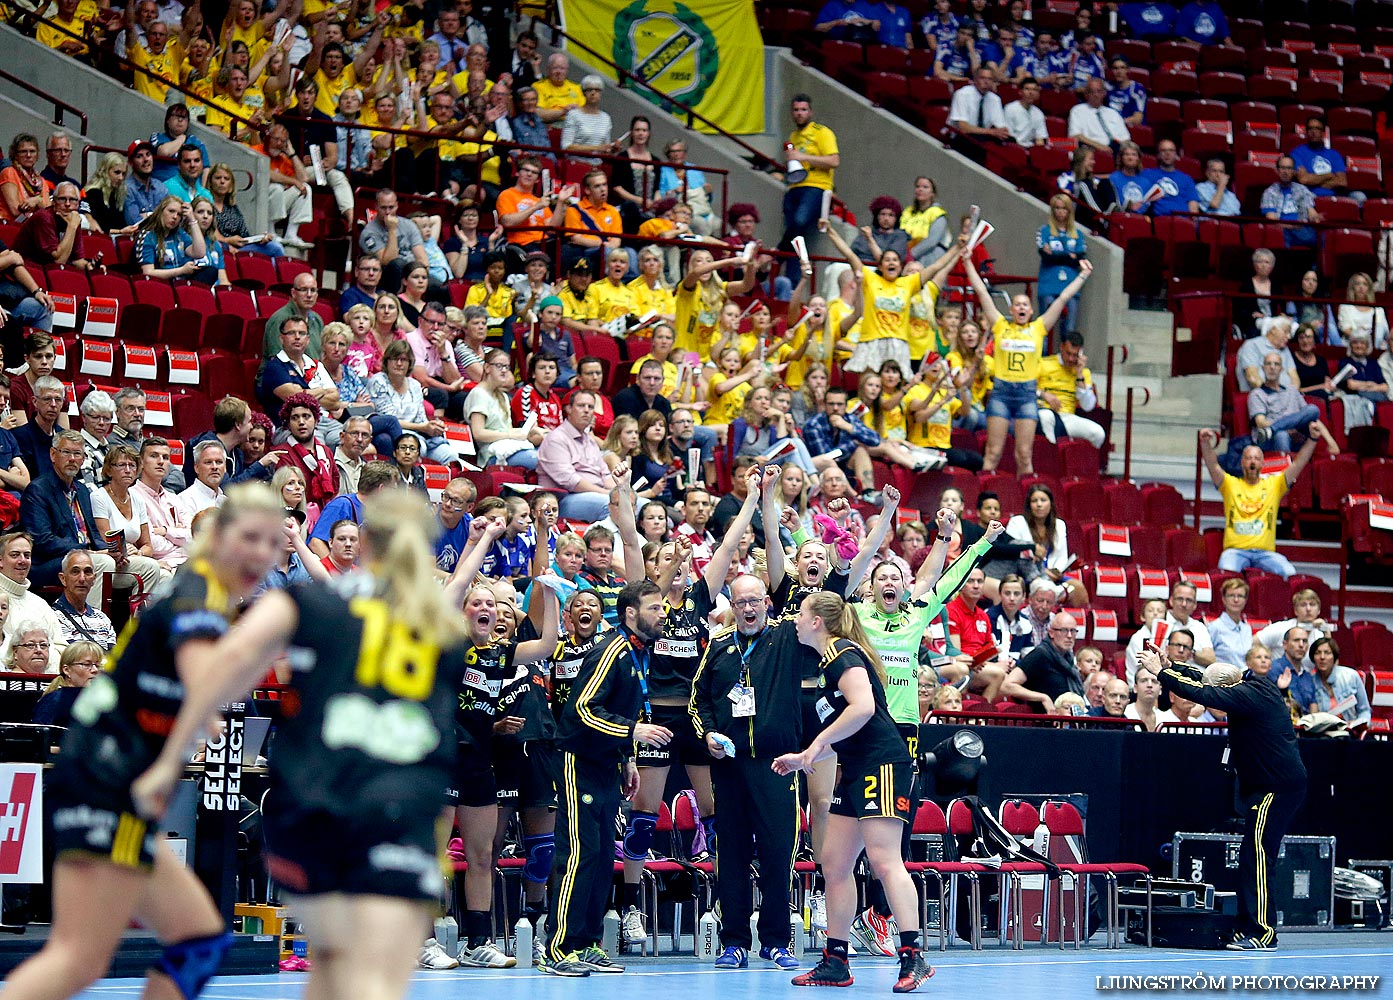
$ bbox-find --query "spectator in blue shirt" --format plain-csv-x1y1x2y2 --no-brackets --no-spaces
803,386,880,498
1110,140,1149,211
1260,156,1322,248
150,105,208,184
934,24,977,82
1291,637,1371,727
1139,139,1200,217
868,0,912,47
920,0,959,51
510,88,551,153
977,25,1012,73
161,145,213,204
1038,194,1088,335
1060,7,1103,53
1195,158,1242,216
1174,0,1232,44
134,195,206,280
123,141,167,225
1070,33,1107,92
1008,31,1054,84
1106,58,1147,127
1119,1,1176,38
1291,116,1353,201
813,0,880,42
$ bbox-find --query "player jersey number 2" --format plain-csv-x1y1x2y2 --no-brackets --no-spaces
350,596,440,701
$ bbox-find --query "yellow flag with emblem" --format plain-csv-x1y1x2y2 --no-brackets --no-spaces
562,0,765,135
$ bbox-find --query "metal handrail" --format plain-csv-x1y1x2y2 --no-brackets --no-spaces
0,0,268,137
0,66,89,134
542,22,785,174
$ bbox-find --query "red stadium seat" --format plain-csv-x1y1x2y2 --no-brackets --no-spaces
131,276,175,311
1163,527,1207,572
1141,483,1187,527
1314,456,1362,512
1102,480,1143,525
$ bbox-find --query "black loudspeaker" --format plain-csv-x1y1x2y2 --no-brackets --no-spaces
1129,906,1239,949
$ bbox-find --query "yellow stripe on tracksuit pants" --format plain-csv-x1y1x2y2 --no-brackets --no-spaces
546,752,624,961
1239,787,1304,946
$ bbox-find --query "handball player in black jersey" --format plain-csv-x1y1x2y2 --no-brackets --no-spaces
489,519,563,965
0,486,283,1000
549,590,607,723
132,489,516,1000
766,492,856,866
449,544,560,967
615,464,766,945
773,591,934,993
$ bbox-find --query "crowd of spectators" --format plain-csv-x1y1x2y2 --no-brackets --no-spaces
0,0,1377,750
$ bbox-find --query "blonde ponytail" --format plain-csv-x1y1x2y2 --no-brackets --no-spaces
804,590,888,685
360,489,468,646
188,482,284,563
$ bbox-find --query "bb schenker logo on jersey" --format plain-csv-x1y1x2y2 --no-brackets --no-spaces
613,1,719,108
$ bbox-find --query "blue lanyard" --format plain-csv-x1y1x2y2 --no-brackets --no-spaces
736,631,763,687
632,644,651,717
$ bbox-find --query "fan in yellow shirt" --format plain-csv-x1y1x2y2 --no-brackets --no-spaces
903,360,984,471
534,52,584,121
626,248,676,322
629,325,683,397
904,235,966,364
37,0,94,55
126,16,186,103
820,219,919,375
1200,427,1318,572
591,250,636,326
464,253,516,351
962,255,1091,475
704,347,760,426
782,273,859,389
673,248,756,359
306,30,382,117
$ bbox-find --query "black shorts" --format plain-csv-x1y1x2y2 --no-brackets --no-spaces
49,793,159,870
635,703,710,768
801,687,824,749
830,761,914,823
264,807,445,902
447,743,497,808
896,723,921,771
493,740,559,810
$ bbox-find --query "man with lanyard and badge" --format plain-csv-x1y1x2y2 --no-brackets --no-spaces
618,465,768,945
843,493,1004,955
688,465,808,970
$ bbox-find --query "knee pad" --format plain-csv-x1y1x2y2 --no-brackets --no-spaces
622,811,658,862
155,932,234,1000
699,815,717,854
522,832,555,884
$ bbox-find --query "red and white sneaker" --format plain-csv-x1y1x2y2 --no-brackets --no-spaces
850,907,897,958
892,947,934,993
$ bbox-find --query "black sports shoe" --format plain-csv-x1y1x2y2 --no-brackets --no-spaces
893,948,935,993
792,949,853,988
539,951,591,977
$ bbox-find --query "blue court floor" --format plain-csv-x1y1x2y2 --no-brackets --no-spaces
76,934,1392,1000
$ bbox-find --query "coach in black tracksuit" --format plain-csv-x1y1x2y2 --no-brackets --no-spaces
689,574,806,964
1153,654,1308,951
547,581,671,974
